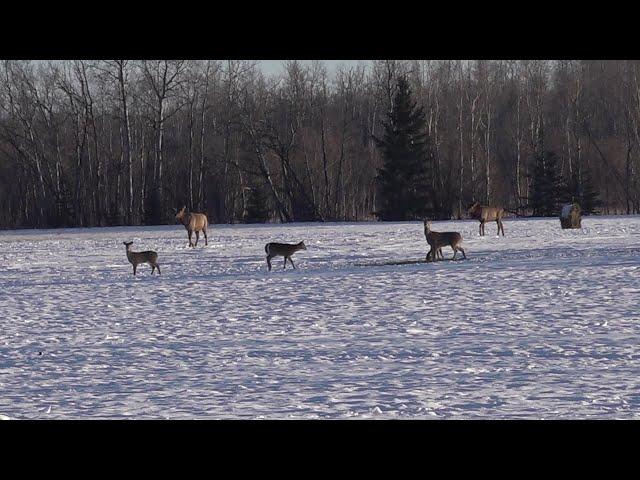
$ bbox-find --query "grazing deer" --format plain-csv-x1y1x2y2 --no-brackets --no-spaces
423,220,466,261
468,202,505,236
265,241,307,271
175,206,209,247
123,241,161,275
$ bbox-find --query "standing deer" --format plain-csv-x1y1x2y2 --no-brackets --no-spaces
423,220,466,261
265,241,307,271
468,202,505,236
123,241,161,275
423,220,444,261
175,206,209,247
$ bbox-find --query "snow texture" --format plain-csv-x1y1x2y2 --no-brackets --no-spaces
1,216,639,419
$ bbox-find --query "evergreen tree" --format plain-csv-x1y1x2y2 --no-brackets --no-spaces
566,169,602,215
244,185,271,223
374,76,434,221
144,187,163,225
528,150,567,217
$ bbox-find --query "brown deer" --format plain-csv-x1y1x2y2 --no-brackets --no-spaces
123,241,161,275
423,220,444,261
265,241,307,271
423,220,466,261
175,206,209,247
468,202,505,236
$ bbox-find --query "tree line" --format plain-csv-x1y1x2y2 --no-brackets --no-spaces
1,60,639,229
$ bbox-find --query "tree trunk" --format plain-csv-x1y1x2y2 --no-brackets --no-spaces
116,62,134,224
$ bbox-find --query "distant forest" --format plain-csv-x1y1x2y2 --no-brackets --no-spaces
0,60,639,229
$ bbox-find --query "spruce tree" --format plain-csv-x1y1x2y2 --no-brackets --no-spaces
528,150,567,217
244,185,271,223
144,187,163,225
374,76,433,221
566,169,602,215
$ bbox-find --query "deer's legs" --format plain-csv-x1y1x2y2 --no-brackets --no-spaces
452,246,457,260
133,264,137,275
497,219,504,236
203,229,208,246
427,247,442,261
188,230,193,247
155,263,161,275
426,246,435,262
266,255,272,271
457,246,467,260
283,257,287,270
288,257,296,269
195,231,200,247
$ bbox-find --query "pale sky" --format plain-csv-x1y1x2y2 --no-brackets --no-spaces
257,60,366,76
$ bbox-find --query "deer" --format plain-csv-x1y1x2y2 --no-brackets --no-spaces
423,221,444,261
175,206,209,247
468,202,505,236
265,241,307,271
123,241,161,275
423,220,466,261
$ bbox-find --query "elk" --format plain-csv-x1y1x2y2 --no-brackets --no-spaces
423,220,466,261
123,241,161,275
468,202,505,236
265,241,307,271
175,206,209,247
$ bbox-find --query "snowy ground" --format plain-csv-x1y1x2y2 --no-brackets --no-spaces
1,215,640,419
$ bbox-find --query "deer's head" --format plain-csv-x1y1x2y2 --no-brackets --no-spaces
468,202,481,215
175,206,187,223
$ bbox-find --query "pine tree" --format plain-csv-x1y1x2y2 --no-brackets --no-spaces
528,150,567,217
144,187,163,225
374,76,434,221
566,169,602,215
244,185,271,223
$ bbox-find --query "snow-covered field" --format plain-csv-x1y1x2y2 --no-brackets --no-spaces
1,216,640,419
